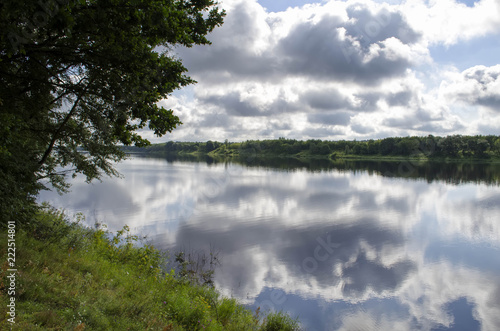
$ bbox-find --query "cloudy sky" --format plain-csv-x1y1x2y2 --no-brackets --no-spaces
154,0,500,142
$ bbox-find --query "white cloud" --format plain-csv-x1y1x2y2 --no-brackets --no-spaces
441,64,500,111
401,0,500,46
152,0,500,142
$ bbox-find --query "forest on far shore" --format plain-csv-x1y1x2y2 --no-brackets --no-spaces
123,135,500,160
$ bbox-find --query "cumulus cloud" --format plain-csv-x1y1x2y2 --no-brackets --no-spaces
276,12,421,84
382,106,465,133
386,90,413,106
200,90,301,117
155,0,500,142
401,0,500,45
442,65,500,111
181,1,424,84
308,112,352,126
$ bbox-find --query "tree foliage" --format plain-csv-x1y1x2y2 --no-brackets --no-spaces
137,135,500,160
0,0,224,224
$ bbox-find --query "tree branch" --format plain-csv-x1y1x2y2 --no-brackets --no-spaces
38,81,89,167
35,168,77,181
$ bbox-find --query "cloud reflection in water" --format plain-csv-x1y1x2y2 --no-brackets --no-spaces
39,157,500,331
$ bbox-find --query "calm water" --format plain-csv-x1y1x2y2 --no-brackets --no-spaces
39,156,500,331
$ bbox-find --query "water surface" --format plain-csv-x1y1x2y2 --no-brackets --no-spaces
39,156,500,331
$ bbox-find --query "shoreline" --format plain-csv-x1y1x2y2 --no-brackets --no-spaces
127,149,500,164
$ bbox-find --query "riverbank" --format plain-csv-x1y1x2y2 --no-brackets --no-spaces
125,148,500,164
0,206,300,330
122,136,500,164
161,149,500,164
208,143,500,163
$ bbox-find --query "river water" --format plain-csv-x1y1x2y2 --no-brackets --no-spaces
38,155,500,331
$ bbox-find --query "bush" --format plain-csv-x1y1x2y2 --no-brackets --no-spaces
262,311,301,331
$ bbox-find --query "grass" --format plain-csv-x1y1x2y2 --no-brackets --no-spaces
0,206,301,330
208,148,500,164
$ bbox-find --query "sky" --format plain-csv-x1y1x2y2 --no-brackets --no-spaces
151,0,500,142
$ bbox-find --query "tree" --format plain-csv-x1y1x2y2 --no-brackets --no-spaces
367,139,379,155
380,137,397,155
494,138,500,155
307,141,330,155
396,138,419,156
204,140,215,152
0,0,225,224
437,135,459,157
475,139,490,158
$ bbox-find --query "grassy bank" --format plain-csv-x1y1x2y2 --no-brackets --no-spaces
0,207,300,330
134,147,500,164
208,148,500,163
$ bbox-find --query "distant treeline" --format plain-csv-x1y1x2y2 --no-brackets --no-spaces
123,135,500,159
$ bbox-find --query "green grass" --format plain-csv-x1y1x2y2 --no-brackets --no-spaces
209,147,500,163
0,206,301,330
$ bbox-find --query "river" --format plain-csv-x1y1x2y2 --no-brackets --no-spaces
38,155,500,331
